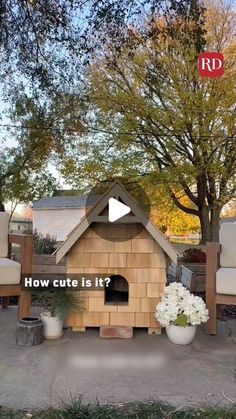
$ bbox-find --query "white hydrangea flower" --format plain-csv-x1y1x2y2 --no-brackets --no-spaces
155,282,209,327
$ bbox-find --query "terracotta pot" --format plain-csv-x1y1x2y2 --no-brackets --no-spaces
166,324,196,345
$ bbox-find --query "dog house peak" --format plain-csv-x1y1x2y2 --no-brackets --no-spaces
55,181,177,265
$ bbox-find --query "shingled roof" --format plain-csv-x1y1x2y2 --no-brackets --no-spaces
33,194,100,210
54,181,178,264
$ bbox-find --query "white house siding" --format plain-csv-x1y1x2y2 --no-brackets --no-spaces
33,208,86,241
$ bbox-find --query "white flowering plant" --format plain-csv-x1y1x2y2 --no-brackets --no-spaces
155,282,209,327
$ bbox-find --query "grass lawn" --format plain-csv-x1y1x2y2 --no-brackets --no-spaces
0,401,236,419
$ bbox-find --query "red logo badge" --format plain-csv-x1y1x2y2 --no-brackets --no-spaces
198,52,224,77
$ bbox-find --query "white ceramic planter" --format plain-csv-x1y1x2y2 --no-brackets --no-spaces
41,312,63,339
166,324,196,345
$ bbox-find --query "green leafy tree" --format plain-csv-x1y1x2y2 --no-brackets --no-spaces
3,170,58,219
1,0,235,246
0,1,163,93
0,94,67,210
63,0,236,243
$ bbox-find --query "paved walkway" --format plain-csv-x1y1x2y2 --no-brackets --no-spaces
0,306,236,409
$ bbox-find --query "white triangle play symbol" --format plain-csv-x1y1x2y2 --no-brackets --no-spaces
108,197,131,222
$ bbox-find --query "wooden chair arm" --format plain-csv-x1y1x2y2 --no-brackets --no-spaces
205,242,220,334
206,242,220,274
9,234,32,246
206,242,220,303
207,241,220,265
8,234,33,275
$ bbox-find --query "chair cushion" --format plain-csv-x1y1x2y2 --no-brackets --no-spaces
219,222,236,268
0,258,21,285
0,212,9,258
216,267,236,295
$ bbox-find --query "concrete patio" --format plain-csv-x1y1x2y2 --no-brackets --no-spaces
0,306,236,410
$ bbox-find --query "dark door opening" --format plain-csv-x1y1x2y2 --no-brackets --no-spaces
105,275,128,304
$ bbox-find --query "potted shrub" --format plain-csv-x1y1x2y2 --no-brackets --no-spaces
37,287,83,339
155,282,209,345
182,248,206,264
33,230,57,255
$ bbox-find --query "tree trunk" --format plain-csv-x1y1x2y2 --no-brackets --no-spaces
199,205,222,244
0,201,5,211
210,206,222,242
199,206,211,244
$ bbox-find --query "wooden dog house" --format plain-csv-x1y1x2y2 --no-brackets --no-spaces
55,182,178,334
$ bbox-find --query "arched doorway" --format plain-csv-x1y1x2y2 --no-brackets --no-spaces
105,275,128,304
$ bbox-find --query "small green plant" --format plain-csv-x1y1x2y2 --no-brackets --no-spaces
36,286,84,318
33,230,57,255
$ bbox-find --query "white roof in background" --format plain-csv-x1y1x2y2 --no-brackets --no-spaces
33,194,100,210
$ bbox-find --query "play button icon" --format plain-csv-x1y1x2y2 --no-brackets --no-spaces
85,177,151,240
108,198,131,222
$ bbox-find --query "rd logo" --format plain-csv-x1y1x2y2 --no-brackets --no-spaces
198,52,224,77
